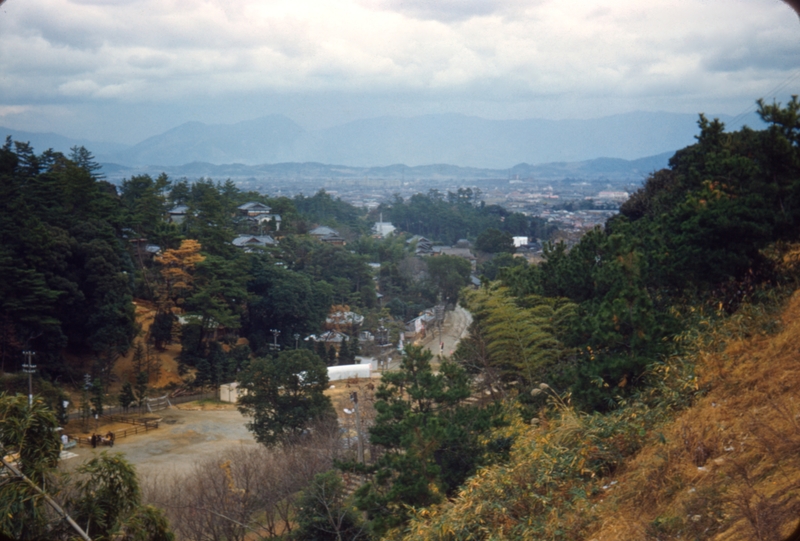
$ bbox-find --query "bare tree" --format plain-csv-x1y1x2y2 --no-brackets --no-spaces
142,425,343,540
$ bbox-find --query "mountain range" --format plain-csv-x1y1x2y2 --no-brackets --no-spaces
94,152,674,183
1,110,765,171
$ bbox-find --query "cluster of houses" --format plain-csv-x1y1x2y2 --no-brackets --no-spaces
164,201,400,253
157,201,491,351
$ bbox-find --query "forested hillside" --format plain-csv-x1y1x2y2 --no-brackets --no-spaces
386,98,800,540
4,98,800,541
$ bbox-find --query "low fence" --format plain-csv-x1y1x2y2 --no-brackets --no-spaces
71,419,159,446
67,390,217,421
103,414,160,428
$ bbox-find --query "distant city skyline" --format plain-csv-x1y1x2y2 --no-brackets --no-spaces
1,0,798,145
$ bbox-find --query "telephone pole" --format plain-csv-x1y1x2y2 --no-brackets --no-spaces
350,391,364,464
22,350,36,407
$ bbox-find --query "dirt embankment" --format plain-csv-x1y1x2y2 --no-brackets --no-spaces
588,292,800,540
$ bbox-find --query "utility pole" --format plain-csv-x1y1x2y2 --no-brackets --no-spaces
22,350,36,407
270,329,281,355
350,391,364,464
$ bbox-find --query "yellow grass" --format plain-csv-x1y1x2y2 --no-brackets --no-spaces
588,291,800,540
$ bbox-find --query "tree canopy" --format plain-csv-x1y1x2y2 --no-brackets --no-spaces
237,349,335,446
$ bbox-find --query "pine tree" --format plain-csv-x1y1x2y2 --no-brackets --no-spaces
119,382,135,413
327,345,338,366
339,339,351,365
135,371,148,415
90,378,104,428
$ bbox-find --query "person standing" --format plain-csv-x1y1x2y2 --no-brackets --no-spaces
91,434,96,448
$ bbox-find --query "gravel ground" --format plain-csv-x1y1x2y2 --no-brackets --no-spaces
63,407,258,477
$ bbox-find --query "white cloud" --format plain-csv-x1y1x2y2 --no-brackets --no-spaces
0,0,798,140
0,105,32,118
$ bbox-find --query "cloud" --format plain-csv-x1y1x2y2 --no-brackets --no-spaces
358,0,535,23
0,0,799,143
0,105,32,118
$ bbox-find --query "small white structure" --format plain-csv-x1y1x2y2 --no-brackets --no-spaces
513,236,529,248
328,364,371,381
355,356,378,370
373,222,396,238
219,382,246,403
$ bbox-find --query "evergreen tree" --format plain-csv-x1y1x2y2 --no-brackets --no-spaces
135,371,148,414
237,349,334,446
354,346,499,536
150,312,175,350
339,339,352,365
90,378,104,423
327,345,338,366
315,340,328,361
119,382,135,413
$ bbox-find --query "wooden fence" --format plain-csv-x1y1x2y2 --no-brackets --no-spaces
69,415,160,446
67,390,217,421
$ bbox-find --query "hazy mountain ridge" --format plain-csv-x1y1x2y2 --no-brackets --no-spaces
96,151,676,183
1,111,766,170
0,127,129,156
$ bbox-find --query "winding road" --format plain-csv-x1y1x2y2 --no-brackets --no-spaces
421,304,472,359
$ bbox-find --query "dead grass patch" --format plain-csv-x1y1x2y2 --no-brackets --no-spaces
588,291,800,540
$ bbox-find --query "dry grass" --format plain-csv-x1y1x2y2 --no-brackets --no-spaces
588,291,800,541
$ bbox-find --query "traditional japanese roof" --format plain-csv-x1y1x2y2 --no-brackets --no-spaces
232,235,276,249
238,201,272,213
310,226,339,237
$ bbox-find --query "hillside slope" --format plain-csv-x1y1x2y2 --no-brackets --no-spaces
400,291,800,541
590,292,800,540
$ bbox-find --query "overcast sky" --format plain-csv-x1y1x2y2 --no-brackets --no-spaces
1,0,799,144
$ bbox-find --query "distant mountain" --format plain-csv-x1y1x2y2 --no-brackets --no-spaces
108,115,309,166
99,111,765,169
4,111,766,170
99,151,675,183
0,126,129,157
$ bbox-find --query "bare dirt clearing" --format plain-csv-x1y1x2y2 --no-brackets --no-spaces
63,405,258,477
63,377,383,478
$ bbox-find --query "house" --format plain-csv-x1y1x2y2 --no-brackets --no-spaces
167,205,189,224
309,226,339,239
321,233,347,246
232,235,277,251
309,226,346,245
128,238,161,262
237,202,282,231
238,202,272,216
305,330,350,348
407,235,434,256
431,246,477,270
405,309,436,340
326,311,365,329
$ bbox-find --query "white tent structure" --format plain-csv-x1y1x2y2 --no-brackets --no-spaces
328,364,371,381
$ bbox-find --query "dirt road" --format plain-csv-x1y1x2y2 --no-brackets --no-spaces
421,304,472,359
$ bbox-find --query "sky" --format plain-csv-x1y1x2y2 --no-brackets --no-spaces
1,0,799,145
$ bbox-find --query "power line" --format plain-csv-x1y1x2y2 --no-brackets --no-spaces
727,68,800,130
